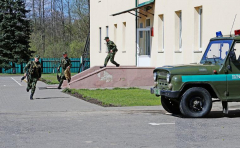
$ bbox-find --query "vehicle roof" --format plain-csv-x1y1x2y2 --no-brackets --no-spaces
210,35,240,41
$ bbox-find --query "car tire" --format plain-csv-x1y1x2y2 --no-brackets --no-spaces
180,87,212,118
161,96,180,114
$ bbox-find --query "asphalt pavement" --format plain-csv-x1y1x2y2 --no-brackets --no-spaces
1,76,240,148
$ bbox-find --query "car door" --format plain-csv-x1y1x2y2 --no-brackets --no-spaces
227,42,240,100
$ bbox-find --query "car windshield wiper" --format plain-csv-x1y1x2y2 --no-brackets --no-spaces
213,55,222,64
205,56,210,63
213,55,217,63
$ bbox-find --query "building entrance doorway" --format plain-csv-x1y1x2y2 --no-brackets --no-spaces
137,28,151,67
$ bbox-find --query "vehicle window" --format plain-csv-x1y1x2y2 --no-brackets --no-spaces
207,44,220,58
207,43,229,59
200,40,233,64
232,42,240,61
221,43,230,59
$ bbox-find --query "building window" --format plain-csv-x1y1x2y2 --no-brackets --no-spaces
114,24,117,44
179,12,182,49
175,11,182,51
199,8,202,48
106,26,109,51
106,26,109,37
99,27,102,52
158,14,164,51
146,19,150,27
194,6,203,51
122,22,126,51
140,23,143,38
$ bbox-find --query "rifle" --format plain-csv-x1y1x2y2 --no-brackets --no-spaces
57,70,61,82
21,71,29,82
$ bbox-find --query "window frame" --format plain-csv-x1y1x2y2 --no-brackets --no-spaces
99,27,102,52
199,8,203,50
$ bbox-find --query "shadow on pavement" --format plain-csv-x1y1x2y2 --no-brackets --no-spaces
169,110,240,118
38,87,59,90
206,110,240,118
123,110,167,115
135,109,240,118
119,108,240,118
35,97,69,100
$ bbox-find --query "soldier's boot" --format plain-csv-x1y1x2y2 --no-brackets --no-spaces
100,64,106,69
222,101,228,114
30,93,33,100
58,81,63,89
110,59,119,67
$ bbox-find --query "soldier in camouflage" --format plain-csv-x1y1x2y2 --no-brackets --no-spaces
57,51,71,89
23,55,42,100
100,37,120,68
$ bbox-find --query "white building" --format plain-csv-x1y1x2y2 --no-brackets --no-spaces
90,0,240,67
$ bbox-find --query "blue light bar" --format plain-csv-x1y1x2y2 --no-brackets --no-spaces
216,31,223,37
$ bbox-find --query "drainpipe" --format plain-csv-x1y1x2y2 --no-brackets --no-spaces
135,0,138,66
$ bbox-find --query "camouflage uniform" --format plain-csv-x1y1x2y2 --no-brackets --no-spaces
58,54,71,89
102,37,119,67
24,57,42,100
100,37,120,68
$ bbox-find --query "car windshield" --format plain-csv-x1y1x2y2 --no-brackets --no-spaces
200,40,234,64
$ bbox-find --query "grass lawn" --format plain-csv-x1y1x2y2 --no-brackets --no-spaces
40,73,74,84
63,88,161,107
0,73,23,76
41,73,59,84
41,73,77,84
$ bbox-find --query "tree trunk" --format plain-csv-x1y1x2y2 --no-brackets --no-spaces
32,0,36,25
60,0,65,41
67,0,71,41
42,0,45,55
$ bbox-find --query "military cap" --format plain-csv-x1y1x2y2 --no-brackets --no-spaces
104,37,109,40
35,55,40,59
63,51,68,55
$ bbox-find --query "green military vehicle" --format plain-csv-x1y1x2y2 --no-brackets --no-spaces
151,30,240,118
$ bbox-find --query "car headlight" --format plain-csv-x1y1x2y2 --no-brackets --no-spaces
167,73,171,83
153,72,157,81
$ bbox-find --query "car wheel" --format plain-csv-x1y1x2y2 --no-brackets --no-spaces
161,96,180,114
180,87,212,118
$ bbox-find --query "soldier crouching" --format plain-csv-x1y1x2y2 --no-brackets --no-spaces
23,55,42,100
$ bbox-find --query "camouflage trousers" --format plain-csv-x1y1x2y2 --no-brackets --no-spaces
59,76,65,84
104,52,119,66
59,72,66,87
27,77,38,95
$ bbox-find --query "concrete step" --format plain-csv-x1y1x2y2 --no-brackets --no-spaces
62,66,100,88
63,66,155,89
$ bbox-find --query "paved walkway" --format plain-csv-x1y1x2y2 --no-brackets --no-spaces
1,76,240,148
0,77,106,113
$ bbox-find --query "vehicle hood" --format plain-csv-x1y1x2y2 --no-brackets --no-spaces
154,64,221,75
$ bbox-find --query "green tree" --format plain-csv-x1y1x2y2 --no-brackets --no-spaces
0,0,33,69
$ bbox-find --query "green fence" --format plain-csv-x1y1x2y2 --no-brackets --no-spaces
0,58,90,74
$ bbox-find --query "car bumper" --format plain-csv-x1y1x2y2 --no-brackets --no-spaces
151,88,180,98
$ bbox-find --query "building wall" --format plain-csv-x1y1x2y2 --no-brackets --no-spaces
90,0,240,68
90,0,136,67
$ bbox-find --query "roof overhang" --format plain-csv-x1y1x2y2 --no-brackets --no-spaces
111,0,155,18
